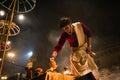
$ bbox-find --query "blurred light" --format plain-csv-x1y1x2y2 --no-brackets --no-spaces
1,76,8,79
18,14,24,20
17,73,20,76
0,10,5,16
28,51,33,57
0,58,2,61
7,52,15,58
6,41,11,45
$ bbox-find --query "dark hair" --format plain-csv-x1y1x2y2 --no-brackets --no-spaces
59,17,72,28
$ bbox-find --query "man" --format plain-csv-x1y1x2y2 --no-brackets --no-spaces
50,17,99,80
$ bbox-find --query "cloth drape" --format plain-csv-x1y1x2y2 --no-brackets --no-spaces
70,22,99,80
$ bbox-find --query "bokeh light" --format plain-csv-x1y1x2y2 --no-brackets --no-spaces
18,14,24,20
0,10,5,16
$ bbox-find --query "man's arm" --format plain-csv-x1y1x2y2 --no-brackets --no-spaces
51,32,67,58
87,37,92,53
80,22,92,53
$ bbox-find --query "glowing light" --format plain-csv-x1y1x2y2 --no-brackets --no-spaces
0,58,2,61
0,10,5,16
18,14,24,20
7,52,15,58
1,76,8,79
28,51,33,57
6,41,11,45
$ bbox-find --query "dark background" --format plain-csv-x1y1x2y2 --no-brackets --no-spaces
0,0,120,78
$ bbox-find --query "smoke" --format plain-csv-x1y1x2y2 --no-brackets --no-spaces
48,30,60,45
48,30,71,71
99,67,120,80
48,30,120,80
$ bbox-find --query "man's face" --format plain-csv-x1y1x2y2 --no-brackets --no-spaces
62,24,71,34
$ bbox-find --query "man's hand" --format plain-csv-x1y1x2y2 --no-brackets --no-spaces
86,46,92,53
49,57,57,70
51,51,58,58
86,46,96,57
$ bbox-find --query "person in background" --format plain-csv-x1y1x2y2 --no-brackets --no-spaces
50,17,99,80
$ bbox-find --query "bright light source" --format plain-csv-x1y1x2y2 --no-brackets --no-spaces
28,51,33,57
1,76,8,79
0,58,2,61
6,41,11,45
7,52,15,58
0,10,5,16
18,14,24,20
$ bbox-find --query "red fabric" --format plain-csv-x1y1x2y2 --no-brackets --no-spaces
53,22,92,53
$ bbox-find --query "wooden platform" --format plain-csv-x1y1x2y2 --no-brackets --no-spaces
75,72,96,80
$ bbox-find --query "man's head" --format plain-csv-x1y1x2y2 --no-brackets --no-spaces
59,17,72,34
59,17,72,29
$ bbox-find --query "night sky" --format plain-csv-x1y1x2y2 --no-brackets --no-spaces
0,0,120,78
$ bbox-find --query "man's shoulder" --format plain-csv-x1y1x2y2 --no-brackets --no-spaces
72,22,80,25
72,22,82,27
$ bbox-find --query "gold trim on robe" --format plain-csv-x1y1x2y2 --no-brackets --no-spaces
70,22,99,80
